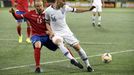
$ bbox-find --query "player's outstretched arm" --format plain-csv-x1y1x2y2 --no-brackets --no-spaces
9,8,24,20
75,6,95,13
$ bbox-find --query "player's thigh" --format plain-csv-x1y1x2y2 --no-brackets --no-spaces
31,35,42,48
44,37,58,51
92,4,97,12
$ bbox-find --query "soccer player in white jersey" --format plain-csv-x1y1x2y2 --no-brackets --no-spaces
91,0,104,27
45,0,95,72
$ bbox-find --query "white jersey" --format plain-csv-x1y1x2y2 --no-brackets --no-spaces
45,5,79,45
92,0,102,6
45,5,76,36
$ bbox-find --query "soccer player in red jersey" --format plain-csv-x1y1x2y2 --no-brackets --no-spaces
10,0,33,43
9,0,83,73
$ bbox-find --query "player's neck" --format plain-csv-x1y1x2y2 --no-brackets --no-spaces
52,3,60,10
35,9,44,15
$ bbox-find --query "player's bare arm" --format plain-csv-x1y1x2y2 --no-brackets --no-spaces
9,8,24,19
75,6,95,13
46,22,55,39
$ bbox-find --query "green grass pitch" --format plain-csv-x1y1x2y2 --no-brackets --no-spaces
0,8,134,75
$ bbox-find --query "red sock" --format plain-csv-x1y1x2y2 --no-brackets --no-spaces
27,26,31,38
34,48,41,68
17,26,21,36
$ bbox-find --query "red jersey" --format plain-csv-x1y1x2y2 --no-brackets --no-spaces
13,10,47,36
11,0,33,12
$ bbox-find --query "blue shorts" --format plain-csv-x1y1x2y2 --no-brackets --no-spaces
31,35,58,51
16,11,27,22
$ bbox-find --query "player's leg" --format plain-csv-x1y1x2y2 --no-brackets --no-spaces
73,43,94,72
91,5,97,27
31,35,42,73
16,11,24,43
97,12,101,27
26,20,31,43
97,5,102,27
51,35,83,69
16,21,22,43
64,35,94,72
92,12,96,27
34,41,42,73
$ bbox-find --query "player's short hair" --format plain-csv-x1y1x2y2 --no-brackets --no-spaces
47,0,55,3
34,0,43,6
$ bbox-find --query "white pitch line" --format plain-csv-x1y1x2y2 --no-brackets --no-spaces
0,49,134,71
0,38,113,44
0,39,17,41
0,38,114,45
81,42,114,45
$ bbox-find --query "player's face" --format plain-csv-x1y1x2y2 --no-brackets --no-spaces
56,0,65,9
34,2,44,14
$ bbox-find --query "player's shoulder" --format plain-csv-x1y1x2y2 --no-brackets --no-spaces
28,10,36,13
45,5,52,11
29,10,35,12
45,5,53,13
63,4,73,10
25,10,36,15
63,5,70,8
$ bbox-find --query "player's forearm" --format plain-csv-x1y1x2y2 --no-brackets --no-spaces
75,9,89,13
75,6,95,13
46,23,54,38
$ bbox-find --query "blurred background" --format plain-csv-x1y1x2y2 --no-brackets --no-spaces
0,0,134,8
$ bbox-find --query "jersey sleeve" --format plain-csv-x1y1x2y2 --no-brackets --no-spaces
64,5,76,12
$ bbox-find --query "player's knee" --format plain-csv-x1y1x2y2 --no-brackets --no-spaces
34,41,41,48
52,36,63,45
73,43,81,51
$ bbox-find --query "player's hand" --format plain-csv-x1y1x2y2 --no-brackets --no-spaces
9,8,15,13
46,31,54,39
89,6,96,11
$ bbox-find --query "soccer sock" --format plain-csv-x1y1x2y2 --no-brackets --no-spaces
27,26,31,38
66,47,74,57
34,48,41,68
98,16,101,25
78,48,90,67
92,16,96,24
58,43,74,60
17,26,21,36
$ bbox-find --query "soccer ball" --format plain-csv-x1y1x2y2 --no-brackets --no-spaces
101,53,112,63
